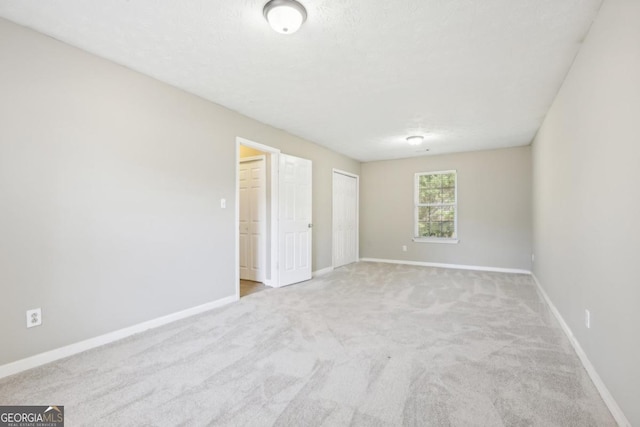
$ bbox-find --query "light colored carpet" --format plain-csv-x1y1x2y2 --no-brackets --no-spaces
0,262,615,426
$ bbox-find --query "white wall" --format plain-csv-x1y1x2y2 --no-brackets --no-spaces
361,146,532,270
0,18,359,366
532,0,640,424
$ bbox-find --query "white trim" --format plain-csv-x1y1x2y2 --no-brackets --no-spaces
236,137,281,291
269,151,279,287
531,275,631,427
332,169,360,269
359,258,531,275
239,155,265,163
236,137,282,155
415,169,458,176
312,266,334,277
0,295,237,380
235,142,240,300
412,237,459,244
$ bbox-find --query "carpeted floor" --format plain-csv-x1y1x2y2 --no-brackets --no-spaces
0,262,615,426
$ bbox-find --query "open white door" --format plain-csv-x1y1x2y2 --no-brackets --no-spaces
279,154,312,286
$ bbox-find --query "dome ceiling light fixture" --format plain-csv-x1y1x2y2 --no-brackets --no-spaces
263,0,307,35
406,135,425,146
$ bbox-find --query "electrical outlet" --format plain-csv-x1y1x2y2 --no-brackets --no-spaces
585,309,591,329
26,308,42,328
220,198,226,209
402,245,407,252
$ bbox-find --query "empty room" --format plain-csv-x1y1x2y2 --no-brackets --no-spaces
0,0,637,426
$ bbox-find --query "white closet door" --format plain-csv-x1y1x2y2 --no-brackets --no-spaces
239,158,266,282
333,171,358,268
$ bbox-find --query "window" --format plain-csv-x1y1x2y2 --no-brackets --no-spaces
414,170,458,242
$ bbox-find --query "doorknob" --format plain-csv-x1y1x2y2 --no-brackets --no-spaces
308,223,313,228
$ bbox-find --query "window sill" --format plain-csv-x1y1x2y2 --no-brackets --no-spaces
412,237,459,244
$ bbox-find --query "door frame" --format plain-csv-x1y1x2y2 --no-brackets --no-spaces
236,137,280,298
239,155,267,283
332,169,360,269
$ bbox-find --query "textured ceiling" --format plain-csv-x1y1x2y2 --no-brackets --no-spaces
0,0,602,162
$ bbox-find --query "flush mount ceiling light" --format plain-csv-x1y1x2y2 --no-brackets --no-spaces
406,135,425,146
263,0,307,34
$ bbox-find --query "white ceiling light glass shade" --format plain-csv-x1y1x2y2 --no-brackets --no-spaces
263,0,307,34
406,135,424,146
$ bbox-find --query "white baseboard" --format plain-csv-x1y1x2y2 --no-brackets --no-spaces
312,266,334,277
359,257,531,275
532,275,630,427
0,295,238,380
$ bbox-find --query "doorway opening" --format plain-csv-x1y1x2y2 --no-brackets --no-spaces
237,138,279,298
235,137,314,299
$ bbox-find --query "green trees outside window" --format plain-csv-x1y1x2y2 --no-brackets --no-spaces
415,171,457,239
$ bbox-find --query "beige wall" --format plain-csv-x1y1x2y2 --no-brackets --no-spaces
360,146,532,270
531,0,639,424
0,18,359,366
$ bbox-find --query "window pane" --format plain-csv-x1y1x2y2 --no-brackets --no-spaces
419,187,438,204
418,173,456,204
419,183,441,204
442,188,455,204
430,206,441,221
442,206,455,221
442,173,455,188
417,208,456,237
418,207,430,222
418,221,428,236
416,172,456,239
441,221,455,237
421,222,431,237
431,222,443,237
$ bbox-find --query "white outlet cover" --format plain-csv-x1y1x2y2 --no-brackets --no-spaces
26,308,42,328
585,309,591,329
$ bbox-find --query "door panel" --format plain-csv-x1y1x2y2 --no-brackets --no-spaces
239,158,266,282
333,171,358,268
279,154,312,286
298,231,310,268
239,168,250,275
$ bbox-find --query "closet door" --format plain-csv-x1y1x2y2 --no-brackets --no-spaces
333,170,358,268
239,157,266,282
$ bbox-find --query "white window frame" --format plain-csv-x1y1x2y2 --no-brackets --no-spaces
413,170,459,244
